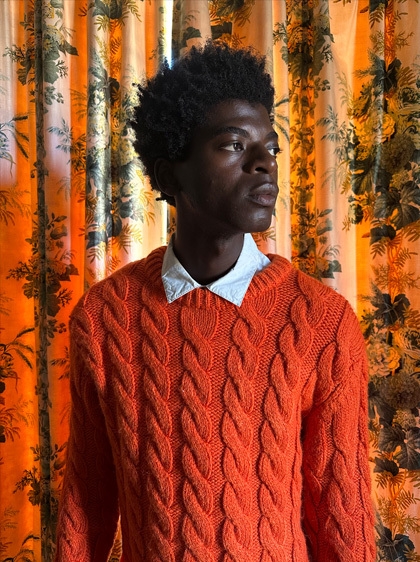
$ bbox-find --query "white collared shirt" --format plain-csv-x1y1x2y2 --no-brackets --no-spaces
161,233,270,307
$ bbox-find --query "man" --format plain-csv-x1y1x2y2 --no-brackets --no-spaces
55,43,376,561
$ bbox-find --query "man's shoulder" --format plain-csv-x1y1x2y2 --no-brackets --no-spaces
263,254,356,324
74,246,167,312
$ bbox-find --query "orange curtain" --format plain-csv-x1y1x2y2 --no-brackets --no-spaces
1,1,420,560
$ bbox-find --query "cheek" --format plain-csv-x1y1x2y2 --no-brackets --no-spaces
195,177,221,205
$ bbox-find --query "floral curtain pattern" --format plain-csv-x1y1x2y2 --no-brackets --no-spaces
1,0,420,560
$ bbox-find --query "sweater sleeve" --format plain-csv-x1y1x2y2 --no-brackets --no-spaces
55,301,119,561
301,302,376,562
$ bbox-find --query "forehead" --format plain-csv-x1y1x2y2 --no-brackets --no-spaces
195,99,275,140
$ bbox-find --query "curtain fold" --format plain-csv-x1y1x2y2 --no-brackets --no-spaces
1,1,420,560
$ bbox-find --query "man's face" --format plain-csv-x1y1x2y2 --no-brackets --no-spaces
172,99,279,237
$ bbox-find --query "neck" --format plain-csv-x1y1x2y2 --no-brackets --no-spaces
172,231,245,285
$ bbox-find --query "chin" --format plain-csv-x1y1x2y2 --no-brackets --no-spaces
248,215,273,234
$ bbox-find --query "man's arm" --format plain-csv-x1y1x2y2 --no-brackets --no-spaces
301,303,376,561
55,307,119,561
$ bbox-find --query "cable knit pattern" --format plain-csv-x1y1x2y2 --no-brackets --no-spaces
301,307,376,562
221,304,266,562
55,248,376,562
101,274,142,561
258,272,326,561
56,302,119,560
179,304,218,562
141,280,174,561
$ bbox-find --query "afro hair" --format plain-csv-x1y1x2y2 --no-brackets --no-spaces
132,42,275,205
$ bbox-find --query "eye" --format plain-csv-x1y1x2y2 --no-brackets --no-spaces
268,146,281,157
221,141,244,152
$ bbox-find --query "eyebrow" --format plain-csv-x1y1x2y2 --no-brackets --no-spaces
209,126,279,141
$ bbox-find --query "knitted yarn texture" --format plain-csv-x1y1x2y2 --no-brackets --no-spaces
55,248,376,562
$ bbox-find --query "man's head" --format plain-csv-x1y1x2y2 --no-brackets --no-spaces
132,42,275,206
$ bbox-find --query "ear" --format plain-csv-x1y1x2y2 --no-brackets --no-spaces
154,158,179,199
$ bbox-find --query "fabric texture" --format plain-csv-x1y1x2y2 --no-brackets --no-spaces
55,247,375,562
162,233,270,305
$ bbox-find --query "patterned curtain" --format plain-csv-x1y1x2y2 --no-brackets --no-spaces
1,1,420,560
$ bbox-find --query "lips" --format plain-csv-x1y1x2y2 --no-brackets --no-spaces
247,182,278,207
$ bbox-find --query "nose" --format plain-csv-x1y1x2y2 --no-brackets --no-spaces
244,144,278,175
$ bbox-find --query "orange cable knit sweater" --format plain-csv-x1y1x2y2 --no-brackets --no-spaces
55,248,376,562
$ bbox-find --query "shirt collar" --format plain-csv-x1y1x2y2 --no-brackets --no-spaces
161,233,270,307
